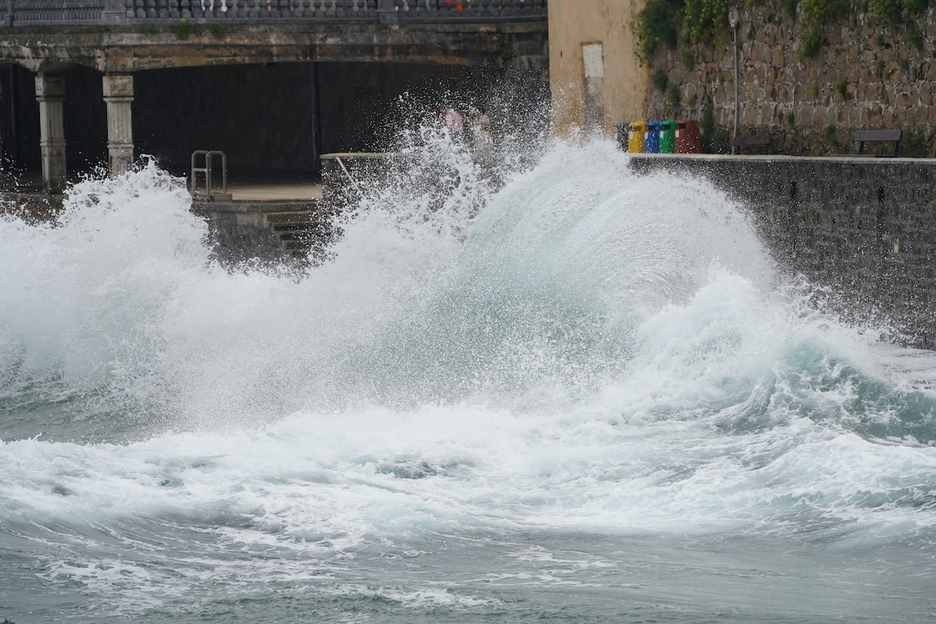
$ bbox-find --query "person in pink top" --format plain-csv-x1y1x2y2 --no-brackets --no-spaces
440,107,464,135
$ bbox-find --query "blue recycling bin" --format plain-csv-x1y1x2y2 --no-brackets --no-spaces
643,121,661,154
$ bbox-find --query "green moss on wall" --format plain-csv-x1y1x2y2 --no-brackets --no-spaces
632,0,927,64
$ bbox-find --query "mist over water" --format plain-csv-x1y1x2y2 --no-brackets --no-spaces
3,138,936,623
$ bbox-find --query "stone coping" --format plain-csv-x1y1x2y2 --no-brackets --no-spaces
320,152,397,160
628,153,936,166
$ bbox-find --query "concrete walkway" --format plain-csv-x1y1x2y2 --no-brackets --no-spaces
224,172,323,202
2,169,325,205
227,181,323,202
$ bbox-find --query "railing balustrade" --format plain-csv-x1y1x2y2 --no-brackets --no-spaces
2,1,106,25
132,1,378,19
0,0,545,24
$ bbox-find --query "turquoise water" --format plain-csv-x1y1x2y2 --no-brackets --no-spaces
2,142,936,623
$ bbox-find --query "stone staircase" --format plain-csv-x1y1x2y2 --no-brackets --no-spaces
261,202,337,260
191,199,338,267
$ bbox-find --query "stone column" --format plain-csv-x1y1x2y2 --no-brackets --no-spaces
35,73,67,194
103,73,134,175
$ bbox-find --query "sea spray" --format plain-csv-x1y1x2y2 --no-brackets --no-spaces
317,140,777,410
0,162,212,438
2,139,936,623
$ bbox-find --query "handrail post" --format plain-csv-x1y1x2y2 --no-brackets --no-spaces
191,150,204,197
6,0,13,27
207,151,231,200
205,152,213,196
191,150,231,201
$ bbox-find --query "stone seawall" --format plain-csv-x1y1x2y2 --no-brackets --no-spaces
195,154,936,348
629,154,936,348
192,200,336,268
644,3,936,156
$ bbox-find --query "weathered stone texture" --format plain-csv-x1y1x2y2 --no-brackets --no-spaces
0,22,548,73
645,4,936,154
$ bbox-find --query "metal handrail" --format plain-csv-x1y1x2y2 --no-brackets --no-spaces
191,149,228,200
0,0,546,26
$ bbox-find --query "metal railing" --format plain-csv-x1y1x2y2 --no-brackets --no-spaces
191,150,230,201
1,0,546,25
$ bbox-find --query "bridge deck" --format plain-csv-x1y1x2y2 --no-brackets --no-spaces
2,0,547,26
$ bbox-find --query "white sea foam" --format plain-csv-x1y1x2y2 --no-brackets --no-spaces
3,140,936,620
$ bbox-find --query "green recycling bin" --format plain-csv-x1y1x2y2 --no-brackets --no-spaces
659,120,677,154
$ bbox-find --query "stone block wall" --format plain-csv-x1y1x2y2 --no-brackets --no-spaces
643,3,936,156
192,200,337,267
629,154,936,348
191,203,291,266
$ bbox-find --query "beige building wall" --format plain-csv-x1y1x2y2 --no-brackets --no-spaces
548,0,648,139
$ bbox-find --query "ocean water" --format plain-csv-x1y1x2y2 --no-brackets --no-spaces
2,140,936,623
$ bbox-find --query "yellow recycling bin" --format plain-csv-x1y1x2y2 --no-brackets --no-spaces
628,121,647,153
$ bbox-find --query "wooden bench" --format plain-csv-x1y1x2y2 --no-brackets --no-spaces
854,129,901,157
732,133,770,154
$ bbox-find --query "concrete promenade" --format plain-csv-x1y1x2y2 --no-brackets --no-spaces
225,176,323,202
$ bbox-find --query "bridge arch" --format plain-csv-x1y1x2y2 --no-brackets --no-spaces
0,0,548,191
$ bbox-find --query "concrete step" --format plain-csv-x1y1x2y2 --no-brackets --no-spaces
264,210,323,225
272,221,330,231
250,201,320,213
270,215,336,255
199,200,320,215
192,199,335,265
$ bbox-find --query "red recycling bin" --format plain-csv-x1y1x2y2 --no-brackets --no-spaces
675,119,702,154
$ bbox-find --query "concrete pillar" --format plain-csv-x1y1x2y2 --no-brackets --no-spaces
35,73,67,194
103,73,134,175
